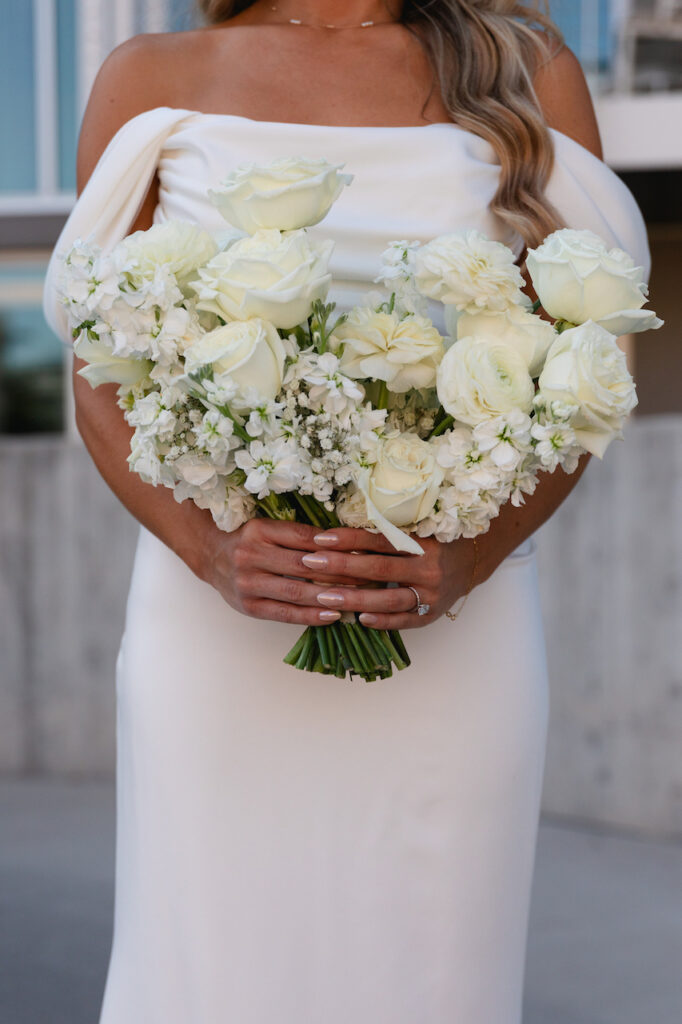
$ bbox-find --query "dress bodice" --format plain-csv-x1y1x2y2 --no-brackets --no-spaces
44,106,650,341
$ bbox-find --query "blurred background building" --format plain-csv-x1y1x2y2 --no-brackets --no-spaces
0,0,681,837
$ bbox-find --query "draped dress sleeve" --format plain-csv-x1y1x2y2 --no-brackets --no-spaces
43,107,198,344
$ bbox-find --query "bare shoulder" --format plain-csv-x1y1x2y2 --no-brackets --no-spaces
533,42,603,160
76,29,218,192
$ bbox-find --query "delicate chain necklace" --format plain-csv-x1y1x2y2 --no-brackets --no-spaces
269,4,395,28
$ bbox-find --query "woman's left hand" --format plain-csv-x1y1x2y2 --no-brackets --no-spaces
298,528,481,630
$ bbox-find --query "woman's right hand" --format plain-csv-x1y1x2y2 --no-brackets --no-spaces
206,519,350,626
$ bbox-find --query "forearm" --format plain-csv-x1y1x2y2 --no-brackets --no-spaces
73,361,215,582
475,454,591,583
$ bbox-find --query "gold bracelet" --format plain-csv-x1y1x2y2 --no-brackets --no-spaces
445,536,480,622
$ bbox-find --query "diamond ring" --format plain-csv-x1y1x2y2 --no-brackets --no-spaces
407,586,430,616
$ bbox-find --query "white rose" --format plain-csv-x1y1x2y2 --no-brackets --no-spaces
191,229,333,330
526,228,663,336
437,336,535,426
415,230,527,313
330,307,444,392
457,306,557,378
208,156,353,234
122,221,218,291
537,320,638,458
184,318,286,404
353,433,444,554
74,330,152,389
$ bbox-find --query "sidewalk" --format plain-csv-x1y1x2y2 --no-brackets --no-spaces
1,780,681,1024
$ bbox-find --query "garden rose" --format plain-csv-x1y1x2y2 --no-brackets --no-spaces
190,229,333,329
208,156,353,234
526,228,663,336
537,320,638,457
456,306,557,378
437,336,535,426
415,230,527,313
184,318,286,404
330,307,444,392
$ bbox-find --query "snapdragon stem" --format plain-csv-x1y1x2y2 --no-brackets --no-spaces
430,414,454,438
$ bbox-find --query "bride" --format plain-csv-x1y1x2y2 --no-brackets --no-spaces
44,2,649,1021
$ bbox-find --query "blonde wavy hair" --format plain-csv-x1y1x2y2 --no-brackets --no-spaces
197,0,565,248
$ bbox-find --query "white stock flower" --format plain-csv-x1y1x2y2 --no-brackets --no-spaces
437,336,535,426
301,352,364,414
184,318,286,405
415,230,527,313
330,307,444,393
122,221,218,292
526,229,663,336
235,438,303,498
472,411,532,472
211,487,256,532
457,306,557,378
73,330,152,389
537,320,638,458
191,229,333,330
530,421,579,471
375,239,428,316
354,432,444,553
209,157,352,234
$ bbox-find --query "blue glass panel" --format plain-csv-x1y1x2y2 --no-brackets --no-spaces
0,1,37,192
550,0,612,69
168,0,200,31
57,0,78,191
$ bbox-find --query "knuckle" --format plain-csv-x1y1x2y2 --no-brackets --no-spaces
372,557,392,582
232,544,252,571
281,578,303,604
240,596,258,617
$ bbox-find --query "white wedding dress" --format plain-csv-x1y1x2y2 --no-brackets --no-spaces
44,109,649,1024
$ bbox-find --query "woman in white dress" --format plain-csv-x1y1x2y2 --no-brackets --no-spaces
44,2,649,1021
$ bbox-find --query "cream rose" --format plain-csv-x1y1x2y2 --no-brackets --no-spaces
355,433,443,554
184,318,286,404
436,333,536,425
122,221,218,291
330,307,444,392
526,228,663,336
457,306,557,378
537,320,638,458
74,331,152,389
190,229,333,330
437,336,535,426
415,230,527,313
208,157,353,234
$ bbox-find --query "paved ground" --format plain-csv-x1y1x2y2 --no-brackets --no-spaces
1,781,681,1024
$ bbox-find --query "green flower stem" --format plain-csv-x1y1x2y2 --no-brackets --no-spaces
295,629,315,671
389,629,411,667
378,630,408,671
315,626,333,671
376,381,389,410
554,318,578,334
283,631,308,666
429,414,454,438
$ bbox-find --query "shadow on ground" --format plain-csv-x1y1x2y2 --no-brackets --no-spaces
1,781,681,1024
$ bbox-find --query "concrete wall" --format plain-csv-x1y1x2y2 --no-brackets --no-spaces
1,418,681,837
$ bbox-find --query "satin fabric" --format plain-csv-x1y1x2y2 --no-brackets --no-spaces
44,110,649,1024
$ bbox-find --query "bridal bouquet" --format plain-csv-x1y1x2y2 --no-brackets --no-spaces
57,156,661,681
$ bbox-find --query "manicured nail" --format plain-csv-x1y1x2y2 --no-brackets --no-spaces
302,553,329,569
359,613,379,626
317,591,344,608
319,610,341,622
314,533,339,546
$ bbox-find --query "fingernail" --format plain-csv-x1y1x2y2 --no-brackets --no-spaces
302,553,329,569
314,533,339,546
319,610,341,623
359,613,379,626
317,591,344,608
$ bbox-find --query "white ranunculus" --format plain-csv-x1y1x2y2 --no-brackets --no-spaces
457,306,557,378
415,230,527,313
437,336,535,426
208,157,353,234
526,228,663,336
330,307,444,392
190,229,333,330
122,221,218,291
184,318,286,404
74,330,152,389
537,320,638,458
354,433,443,553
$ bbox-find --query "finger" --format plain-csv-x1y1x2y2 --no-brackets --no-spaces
248,519,321,551
313,527,424,555
315,585,421,614
244,543,370,583
240,573,327,608
299,550,431,585
357,611,436,631
245,598,342,627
